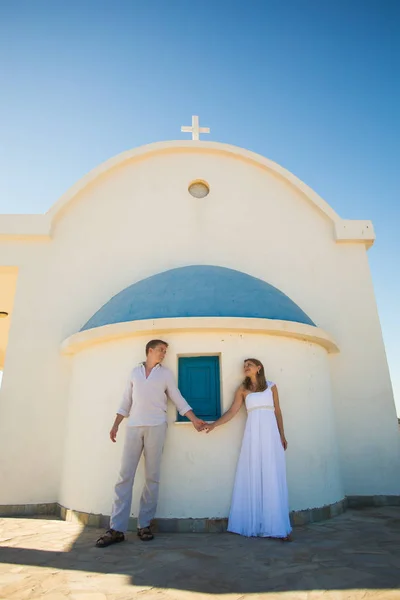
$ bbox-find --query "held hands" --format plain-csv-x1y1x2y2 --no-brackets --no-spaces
203,423,215,434
198,422,216,433
191,417,216,433
192,417,207,432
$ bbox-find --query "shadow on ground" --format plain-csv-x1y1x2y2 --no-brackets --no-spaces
0,507,399,598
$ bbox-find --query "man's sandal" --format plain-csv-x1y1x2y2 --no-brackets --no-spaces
137,526,154,541
95,529,125,548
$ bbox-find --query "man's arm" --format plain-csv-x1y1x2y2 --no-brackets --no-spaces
110,376,133,442
165,370,205,431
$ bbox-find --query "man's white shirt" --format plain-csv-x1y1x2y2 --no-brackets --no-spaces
117,363,192,426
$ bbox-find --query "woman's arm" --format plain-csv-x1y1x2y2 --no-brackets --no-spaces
272,385,288,450
205,386,245,433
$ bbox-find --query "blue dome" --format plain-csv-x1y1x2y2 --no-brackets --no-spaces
81,266,315,331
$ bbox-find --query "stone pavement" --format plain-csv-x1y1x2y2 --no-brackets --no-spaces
0,507,399,600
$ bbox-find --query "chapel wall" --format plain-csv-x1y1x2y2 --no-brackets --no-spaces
60,330,343,516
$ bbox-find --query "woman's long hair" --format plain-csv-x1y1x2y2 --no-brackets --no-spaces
242,358,268,392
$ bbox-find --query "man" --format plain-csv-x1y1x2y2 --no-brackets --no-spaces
96,339,205,547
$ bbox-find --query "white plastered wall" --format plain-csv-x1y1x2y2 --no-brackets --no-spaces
60,331,342,516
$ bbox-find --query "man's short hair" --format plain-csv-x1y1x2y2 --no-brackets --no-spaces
145,339,169,355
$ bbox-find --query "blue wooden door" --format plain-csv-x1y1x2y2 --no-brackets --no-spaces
177,356,221,421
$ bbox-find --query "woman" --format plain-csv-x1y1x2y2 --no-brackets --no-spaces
206,359,292,540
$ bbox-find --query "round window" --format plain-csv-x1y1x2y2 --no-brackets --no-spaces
188,181,210,198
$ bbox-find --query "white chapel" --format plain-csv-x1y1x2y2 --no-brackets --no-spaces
0,117,399,528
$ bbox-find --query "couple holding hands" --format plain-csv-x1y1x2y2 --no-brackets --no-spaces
96,339,292,547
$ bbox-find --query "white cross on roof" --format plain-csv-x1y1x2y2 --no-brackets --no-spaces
181,115,210,140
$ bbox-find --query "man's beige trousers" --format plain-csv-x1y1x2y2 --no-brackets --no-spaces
110,423,167,532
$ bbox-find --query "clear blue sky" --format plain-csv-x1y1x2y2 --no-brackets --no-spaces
0,0,399,413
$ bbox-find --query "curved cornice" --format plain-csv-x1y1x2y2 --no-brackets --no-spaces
61,316,340,356
0,141,375,246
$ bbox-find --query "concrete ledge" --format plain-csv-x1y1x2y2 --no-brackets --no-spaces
334,219,375,248
346,495,400,508
2,497,399,530
0,503,58,517
0,498,351,531
0,214,52,241
289,498,347,526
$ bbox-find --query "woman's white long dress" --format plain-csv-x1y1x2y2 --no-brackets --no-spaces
227,382,292,538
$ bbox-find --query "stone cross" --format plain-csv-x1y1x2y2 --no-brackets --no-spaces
181,115,210,140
